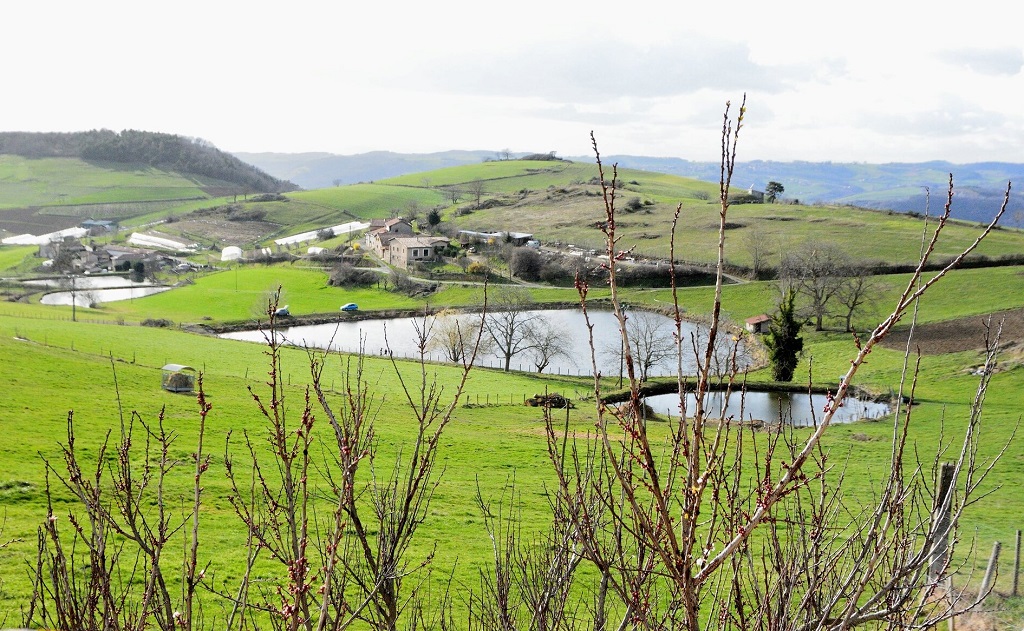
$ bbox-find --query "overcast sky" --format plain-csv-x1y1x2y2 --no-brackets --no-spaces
6,0,1022,163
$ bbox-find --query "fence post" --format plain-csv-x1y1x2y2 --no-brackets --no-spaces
978,541,1001,602
929,462,955,582
1014,529,1021,597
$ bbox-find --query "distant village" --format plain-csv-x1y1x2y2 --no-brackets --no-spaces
2,215,538,276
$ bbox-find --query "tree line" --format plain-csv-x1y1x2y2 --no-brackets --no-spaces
0,130,298,194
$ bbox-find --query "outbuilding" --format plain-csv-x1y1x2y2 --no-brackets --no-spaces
745,314,772,334
161,364,196,393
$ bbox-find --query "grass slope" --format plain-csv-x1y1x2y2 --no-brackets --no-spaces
0,262,1023,621
0,155,241,236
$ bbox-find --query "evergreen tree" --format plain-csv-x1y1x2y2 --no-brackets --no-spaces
764,289,804,381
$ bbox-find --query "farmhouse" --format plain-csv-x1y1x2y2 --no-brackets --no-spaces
747,185,765,203
365,218,414,258
387,236,450,269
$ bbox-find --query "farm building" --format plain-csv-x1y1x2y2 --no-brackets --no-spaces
161,364,196,393
221,246,243,261
458,230,533,246
745,314,771,334
388,236,450,269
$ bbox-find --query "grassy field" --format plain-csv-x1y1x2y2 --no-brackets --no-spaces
1,258,1023,624
0,156,216,209
2,155,1024,626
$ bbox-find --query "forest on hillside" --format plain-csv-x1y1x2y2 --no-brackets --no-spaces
0,130,298,194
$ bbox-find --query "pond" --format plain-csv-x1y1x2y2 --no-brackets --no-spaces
643,390,891,426
39,286,172,307
220,309,752,378
220,308,889,424
26,277,172,307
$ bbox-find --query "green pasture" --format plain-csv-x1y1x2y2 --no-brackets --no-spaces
0,314,596,618
379,159,583,188
0,156,212,209
1,262,594,325
3,149,1024,623
0,245,35,273
291,183,447,214
629,265,1024,331
0,271,1022,621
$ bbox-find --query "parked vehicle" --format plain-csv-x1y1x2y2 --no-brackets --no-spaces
340,303,359,311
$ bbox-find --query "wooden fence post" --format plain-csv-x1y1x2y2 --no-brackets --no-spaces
929,462,955,582
978,540,1001,602
1014,529,1021,597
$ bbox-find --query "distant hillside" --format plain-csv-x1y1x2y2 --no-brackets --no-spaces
589,156,1024,227
1,130,298,194
233,150,509,190
237,149,1024,227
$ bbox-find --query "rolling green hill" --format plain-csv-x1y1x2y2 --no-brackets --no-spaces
264,158,1024,268
131,157,1024,271
0,131,297,238
5,151,1024,280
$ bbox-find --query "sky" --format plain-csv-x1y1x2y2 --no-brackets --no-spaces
5,0,1023,164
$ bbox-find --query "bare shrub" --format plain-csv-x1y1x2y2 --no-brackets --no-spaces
466,98,1013,630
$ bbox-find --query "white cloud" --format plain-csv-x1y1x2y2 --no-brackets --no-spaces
935,47,1024,76
3,0,1024,163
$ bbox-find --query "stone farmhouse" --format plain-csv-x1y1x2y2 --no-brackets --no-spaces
387,235,450,269
363,218,450,269
364,218,414,258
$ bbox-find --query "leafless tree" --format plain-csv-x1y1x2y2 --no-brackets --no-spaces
742,223,774,279
428,309,491,364
834,271,884,332
440,184,463,205
780,241,850,330
536,98,1013,631
625,309,676,382
484,286,539,371
467,180,487,207
527,319,572,373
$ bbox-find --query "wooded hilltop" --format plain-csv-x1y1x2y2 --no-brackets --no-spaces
0,130,298,194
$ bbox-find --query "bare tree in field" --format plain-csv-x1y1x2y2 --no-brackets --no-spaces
742,223,773,279
606,309,675,382
834,270,884,332
484,286,539,371
440,184,463,205
780,240,849,330
428,309,490,364
467,180,487,207
527,319,572,373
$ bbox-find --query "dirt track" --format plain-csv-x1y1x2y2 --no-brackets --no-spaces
880,307,1024,355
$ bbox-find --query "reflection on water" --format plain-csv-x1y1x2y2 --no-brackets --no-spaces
40,286,172,307
221,309,752,378
25,277,155,289
27,276,170,308
643,390,890,426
